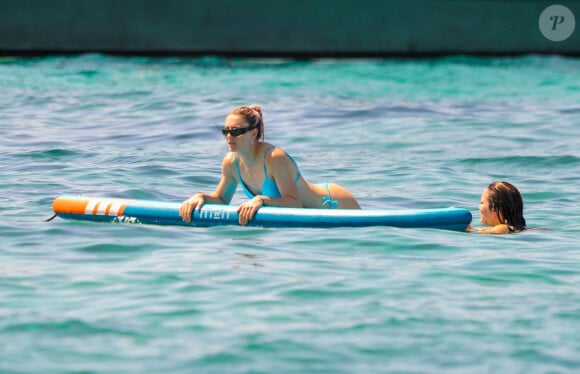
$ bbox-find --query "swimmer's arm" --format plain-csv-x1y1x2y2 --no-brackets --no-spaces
180,156,237,222
237,151,302,225
262,149,302,208
183,154,237,206
204,153,238,204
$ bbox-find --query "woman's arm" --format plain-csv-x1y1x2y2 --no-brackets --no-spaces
180,153,238,222
204,153,238,204
261,148,302,208
236,148,302,225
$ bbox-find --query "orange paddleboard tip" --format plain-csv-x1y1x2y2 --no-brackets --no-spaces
53,197,89,215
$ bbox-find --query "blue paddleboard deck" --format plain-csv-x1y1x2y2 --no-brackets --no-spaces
53,195,472,231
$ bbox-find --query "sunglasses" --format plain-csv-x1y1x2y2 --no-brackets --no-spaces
221,124,257,137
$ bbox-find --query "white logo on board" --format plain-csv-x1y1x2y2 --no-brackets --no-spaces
539,4,575,42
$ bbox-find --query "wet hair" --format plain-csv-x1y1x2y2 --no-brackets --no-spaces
486,181,527,232
229,105,264,141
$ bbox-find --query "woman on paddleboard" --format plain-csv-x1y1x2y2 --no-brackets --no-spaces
179,105,360,225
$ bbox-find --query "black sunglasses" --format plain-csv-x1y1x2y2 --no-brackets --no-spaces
221,124,257,137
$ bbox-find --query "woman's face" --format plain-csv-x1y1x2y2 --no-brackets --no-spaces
479,188,502,226
224,114,254,151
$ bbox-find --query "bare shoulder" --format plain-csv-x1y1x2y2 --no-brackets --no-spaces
266,147,296,174
268,147,290,160
265,146,294,165
264,146,298,180
221,152,237,174
476,224,510,234
223,152,235,162
221,152,236,165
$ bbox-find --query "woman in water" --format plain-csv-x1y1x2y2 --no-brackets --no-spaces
476,181,527,234
179,105,360,225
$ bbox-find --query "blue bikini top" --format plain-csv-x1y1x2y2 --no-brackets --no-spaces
234,146,301,198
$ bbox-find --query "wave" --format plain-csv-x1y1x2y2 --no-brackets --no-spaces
456,155,579,168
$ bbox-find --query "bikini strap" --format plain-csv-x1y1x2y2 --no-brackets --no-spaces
262,145,276,176
322,183,340,208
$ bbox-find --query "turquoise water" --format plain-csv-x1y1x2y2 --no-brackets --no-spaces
2,54,580,373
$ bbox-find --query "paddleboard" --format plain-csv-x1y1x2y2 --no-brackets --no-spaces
52,195,472,231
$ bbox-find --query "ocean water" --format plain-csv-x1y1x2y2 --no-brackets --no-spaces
1,54,579,373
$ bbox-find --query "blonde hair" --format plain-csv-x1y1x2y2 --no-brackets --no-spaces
229,105,264,141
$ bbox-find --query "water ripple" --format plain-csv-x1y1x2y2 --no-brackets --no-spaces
1,54,579,373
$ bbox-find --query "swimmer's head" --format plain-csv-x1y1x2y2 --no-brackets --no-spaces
483,181,526,232
228,105,264,141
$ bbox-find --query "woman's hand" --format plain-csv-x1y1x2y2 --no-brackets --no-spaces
179,193,205,222
237,196,265,225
